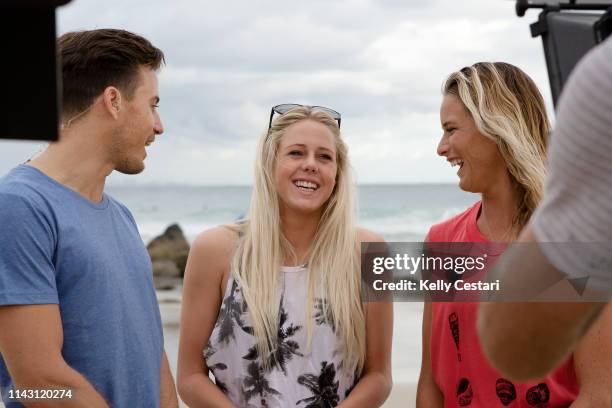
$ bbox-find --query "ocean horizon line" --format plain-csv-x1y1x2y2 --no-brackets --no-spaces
106,181,460,189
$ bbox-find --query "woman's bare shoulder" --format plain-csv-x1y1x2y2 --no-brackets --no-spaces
193,225,238,249
189,225,240,271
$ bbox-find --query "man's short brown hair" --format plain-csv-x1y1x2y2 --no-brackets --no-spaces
58,29,165,117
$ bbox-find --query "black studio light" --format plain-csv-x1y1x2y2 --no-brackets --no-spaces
1,0,73,142
517,0,612,105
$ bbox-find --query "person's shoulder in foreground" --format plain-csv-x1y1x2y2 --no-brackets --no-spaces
530,35,612,289
478,36,612,384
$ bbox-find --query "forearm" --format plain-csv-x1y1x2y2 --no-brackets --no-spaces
570,395,612,408
570,305,612,408
0,305,108,407
338,371,392,408
12,363,109,408
479,302,605,380
416,373,443,408
417,302,442,408
160,352,178,408
570,393,612,408
178,373,235,408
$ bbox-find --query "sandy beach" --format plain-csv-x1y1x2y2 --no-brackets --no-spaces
158,288,420,408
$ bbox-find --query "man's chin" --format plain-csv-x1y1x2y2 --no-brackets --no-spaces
115,161,145,175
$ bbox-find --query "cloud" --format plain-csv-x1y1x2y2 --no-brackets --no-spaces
0,0,555,185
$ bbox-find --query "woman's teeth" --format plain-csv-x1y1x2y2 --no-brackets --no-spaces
294,180,319,191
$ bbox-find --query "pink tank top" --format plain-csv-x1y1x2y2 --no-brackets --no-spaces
428,201,578,407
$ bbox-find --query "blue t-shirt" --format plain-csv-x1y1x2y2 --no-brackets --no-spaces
0,165,163,407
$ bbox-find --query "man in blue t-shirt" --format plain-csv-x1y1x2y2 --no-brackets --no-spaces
0,29,178,408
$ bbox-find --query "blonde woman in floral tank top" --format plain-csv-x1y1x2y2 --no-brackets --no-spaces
177,105,393,407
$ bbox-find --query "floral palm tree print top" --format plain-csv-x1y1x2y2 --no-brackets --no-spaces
204,265,358,408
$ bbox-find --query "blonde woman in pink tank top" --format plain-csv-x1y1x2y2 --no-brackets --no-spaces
417,62,612,407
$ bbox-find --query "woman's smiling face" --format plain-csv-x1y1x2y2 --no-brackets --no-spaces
438,93,507,194
274,119,338,217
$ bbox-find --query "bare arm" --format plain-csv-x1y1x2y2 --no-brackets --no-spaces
569,305,612,407
478,227,606,380
0,304,109,408
160,351,178,408
339,229,393,408
338,300,393,408
416,302,444,408
176,227,236,408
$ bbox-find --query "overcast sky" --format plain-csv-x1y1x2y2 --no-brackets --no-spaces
1,0,555,185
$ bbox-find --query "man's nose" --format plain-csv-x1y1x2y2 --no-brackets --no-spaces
154,115,164,135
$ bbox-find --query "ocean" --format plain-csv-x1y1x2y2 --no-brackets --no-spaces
106,183,478,244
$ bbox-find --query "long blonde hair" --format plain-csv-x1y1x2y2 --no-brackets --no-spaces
231,106,366,375
443,62,550,236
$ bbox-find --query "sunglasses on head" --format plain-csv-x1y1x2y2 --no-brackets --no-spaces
268,104,341,130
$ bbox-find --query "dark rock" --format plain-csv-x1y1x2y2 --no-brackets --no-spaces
152,259,180,278
147,224,190,278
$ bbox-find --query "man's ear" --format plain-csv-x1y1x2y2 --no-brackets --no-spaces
102,86,122,119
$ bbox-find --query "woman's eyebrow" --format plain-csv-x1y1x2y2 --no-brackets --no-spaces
285,144,334,151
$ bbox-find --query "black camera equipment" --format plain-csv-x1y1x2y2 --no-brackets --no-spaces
516,0,612,106
1,0,72,142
